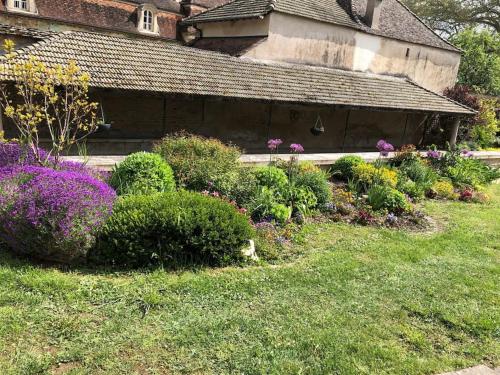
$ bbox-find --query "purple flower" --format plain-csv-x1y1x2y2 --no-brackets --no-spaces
290,143,304,153
386,213,398,225
376,140,394,157
426,150,441,159
267,139,283,151
0,165,116,263
461,150,474,158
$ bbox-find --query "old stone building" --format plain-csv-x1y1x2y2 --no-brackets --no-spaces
0,0,474,154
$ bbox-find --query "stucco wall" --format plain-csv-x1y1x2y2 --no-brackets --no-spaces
241,12,461,93
199,17,269,38
2,91,427,155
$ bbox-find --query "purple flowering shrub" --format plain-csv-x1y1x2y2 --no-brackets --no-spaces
0,166,116,263
0,142,106,181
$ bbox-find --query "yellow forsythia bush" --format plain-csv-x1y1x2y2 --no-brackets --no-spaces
432,180,457,200
353,163,398,190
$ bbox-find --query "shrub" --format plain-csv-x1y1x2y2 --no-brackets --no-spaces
430,180,457,200
228,166,258,208
352,163,398,192
153,133,241,197
110,152,175,195
294,169,333,207
92,191,254,268
0,142,104,180
283,185,318,216
270,204,293,224
255,166,288,191
399,159,438,187
445,157,500,188
397,178,426,200
391,144,419,166
0,166,115,263
367,185,410,213
331,156,365,181
471,100,499,148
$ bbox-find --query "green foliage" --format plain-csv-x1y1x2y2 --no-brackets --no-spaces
249,186,281,223
450,29,500,96
110,152,176,195
283,185,318,216
397,159,438,199
294,169,333,207
367,185,411,213
471,100,499,148
255,166,288,191
331,156,365,181
92,191,254,268
446,157,500,188
270,204,293,224
352,163,398,193
153,133,242,197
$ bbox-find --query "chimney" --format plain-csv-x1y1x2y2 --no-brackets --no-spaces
365,0,383,29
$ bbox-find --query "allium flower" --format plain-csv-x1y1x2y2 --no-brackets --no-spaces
267,139,283,151
376,140,394,157
290,143,304,153
426,150,441,159
461,150,474,158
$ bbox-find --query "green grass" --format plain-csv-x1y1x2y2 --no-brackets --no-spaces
1,186,499,374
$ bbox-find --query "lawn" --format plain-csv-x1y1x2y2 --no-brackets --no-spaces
0,186,499,375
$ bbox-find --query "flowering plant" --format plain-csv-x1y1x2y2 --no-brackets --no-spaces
426,150,441,159
376,140,394,157
290,143,304,154
0,166,116,263
267,139,283,151
461,150,474,158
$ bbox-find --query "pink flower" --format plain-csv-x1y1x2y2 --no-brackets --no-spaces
290,143,304,153
426,150,441,159
461,150,473,158
267,139,283,151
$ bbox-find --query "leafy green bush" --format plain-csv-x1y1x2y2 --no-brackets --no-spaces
331,156,365,181
397,177,426,200
270,204,293,224
92,191,254,268
446,158,500,188
367,185,410,213
153,133,242,197
110,152,175,195
255,166,288,191
471,100,499,148
294,169,333,207
283,185,318,216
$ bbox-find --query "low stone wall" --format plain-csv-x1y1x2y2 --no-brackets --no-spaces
64,151,500,171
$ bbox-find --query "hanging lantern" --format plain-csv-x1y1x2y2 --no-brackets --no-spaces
310,114,325,136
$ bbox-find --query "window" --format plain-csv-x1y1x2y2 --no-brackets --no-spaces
143,10,153,32
14,0,28,10
137,5,159,34
7,0,37,13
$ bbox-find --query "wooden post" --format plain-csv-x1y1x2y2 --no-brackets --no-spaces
341,110,351,152
450,117,461,149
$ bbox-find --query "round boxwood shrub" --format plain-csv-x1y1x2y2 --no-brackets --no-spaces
367,185,410,213
110,152,175,195
331,156,365,181
0,166,116,263
255,166,288,191
92,191,255,268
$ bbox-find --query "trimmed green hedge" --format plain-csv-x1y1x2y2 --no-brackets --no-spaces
91,191,254,268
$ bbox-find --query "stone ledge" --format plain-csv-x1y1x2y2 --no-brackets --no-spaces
63,151,500,171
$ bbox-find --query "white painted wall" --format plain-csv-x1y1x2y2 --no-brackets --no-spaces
243,12,461,93
194,12,461,93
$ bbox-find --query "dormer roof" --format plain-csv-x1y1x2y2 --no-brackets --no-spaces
182,0,460,52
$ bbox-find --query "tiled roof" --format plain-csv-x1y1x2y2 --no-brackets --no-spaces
3,31,472,114
0,24,57,40
182,0,459,52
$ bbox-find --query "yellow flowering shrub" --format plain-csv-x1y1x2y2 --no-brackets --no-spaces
352,163,398,191
432,180,457,200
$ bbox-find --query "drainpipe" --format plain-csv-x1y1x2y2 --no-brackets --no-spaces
449,117,461,149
